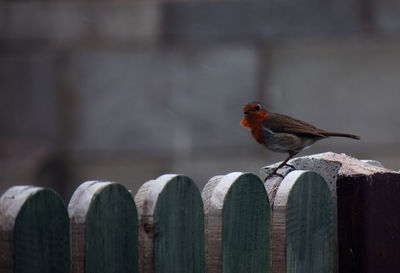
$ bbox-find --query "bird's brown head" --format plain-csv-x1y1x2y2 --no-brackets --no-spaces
240,102,269,128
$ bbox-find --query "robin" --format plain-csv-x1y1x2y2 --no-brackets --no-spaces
240,102,360,179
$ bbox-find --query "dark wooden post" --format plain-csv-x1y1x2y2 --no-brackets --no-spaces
328,154,400,273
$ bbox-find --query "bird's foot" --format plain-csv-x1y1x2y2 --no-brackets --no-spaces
264,168,284,181
284,163,296,170
264,163,296,182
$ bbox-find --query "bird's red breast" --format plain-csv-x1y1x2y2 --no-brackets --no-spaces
240,103,269,144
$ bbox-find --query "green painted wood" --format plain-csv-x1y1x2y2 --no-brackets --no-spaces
285,171,334,273
222,173,270,273
84,183,138,273
11,187,69,273
153,175,205,273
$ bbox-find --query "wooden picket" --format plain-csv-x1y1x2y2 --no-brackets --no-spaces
6,154,392,273
68,181,138,273
202,172,270,273
271,171,334,273
135,174,205,273
0,186,70,273
263,155,342,273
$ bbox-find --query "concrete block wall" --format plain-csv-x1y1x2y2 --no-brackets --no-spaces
1,0,400,199
63,47,256,153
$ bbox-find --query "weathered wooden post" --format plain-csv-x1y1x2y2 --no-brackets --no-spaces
269,171,334,273
202,172,270,273
315,153,400,273
68,181,138,273
0,186,70,273
135,174,205,273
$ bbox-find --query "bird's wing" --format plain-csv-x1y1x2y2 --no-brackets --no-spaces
262,113,327,137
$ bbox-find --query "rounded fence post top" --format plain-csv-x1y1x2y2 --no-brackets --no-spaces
0,185,70,273
135,174,194,215
147,174,181,199
0,185,56,231
206,172,265,209
275,170,328,206
68,180,116,224
209,172,241,209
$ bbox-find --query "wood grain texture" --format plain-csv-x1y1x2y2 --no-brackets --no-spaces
135,174,205,273
337,173,400,273
0,186,70,273
202,175,224,273
69,181,138,273
272,171,334,273
202,172,270,273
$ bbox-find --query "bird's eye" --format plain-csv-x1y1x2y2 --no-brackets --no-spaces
255,104,261,111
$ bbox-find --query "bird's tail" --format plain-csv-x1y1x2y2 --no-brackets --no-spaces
319,130,361,140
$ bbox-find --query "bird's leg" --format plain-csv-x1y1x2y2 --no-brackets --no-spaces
265,151,297,180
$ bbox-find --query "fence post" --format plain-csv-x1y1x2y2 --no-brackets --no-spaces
271,170,334,273
0,186,70,273
134,174,205,273
262,155,341,273
202,172,270,273
68,181,138,273
319,153,400,273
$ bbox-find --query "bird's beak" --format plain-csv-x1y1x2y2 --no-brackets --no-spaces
243,110,250,115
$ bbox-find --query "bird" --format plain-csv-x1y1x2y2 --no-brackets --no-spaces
240,102,360,179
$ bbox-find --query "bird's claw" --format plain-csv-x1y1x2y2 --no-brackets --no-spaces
264,169,284,181
284,163,296,170
264,163,296,182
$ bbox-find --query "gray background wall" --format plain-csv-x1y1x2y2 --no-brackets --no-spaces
1,0,400,200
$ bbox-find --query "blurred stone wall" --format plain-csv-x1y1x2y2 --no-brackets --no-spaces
1,0,400,200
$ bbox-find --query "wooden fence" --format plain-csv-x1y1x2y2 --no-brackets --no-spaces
0,152,399,273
